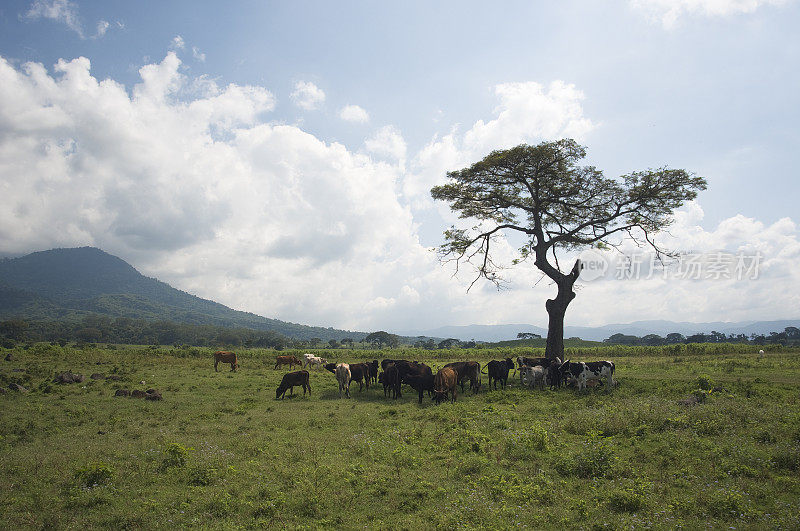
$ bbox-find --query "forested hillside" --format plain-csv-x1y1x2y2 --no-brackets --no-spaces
0,247,365,341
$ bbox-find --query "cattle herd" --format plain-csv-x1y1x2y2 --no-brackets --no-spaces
213,351,617,403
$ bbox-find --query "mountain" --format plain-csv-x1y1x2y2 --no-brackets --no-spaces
396,318,800,342
0,247,365,341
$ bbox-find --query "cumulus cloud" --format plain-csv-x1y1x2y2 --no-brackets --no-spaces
365,125,407,165
0,50,795,332
339,104,369,123
404,80,595,205
290,81,326,110
171,35,185,50
630,0,792,28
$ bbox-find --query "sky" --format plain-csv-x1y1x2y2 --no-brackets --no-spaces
0,0,798,333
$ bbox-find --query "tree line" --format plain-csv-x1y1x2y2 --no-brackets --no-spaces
603,327,800,347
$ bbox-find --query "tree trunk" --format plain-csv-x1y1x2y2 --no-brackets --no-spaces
544,259,581,360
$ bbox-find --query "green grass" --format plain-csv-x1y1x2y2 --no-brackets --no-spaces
1,344,799,529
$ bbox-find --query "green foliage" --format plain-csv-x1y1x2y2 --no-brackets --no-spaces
160,442,193,470
74,463,114,488
554,430,617,478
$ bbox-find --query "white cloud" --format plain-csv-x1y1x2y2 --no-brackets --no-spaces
365,125,407,164
630,0,791,28
95,20,109,37
339,104,369,123
290,81,326,110
24,0,84,37
192,46,206,63
171,35,185,50
403,80,595,205
0,49,795,332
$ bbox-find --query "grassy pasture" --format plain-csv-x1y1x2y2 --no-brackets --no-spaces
1,344,799,529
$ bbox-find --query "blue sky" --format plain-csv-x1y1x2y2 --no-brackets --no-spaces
1,0,798,332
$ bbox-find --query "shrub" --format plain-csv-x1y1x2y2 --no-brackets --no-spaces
696,375,714,391
607,480,650,513
160,442,193,470
74,463,113,488
503,425,550,459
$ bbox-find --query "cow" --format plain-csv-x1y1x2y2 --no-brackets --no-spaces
546,362,562,389
520,365,546,390
443,361,481,393
433,367,458,404
348,362,371,392
324,363,337,374
303,355,327,369
335,363,351,398
517,356,561,370
381,364,402,399
483,358,515,390
559,360,615,392
368,360,379,385
213,351,238,372
404,373,435,404
275,370,311,399
396,360,432,381
274,355,301,370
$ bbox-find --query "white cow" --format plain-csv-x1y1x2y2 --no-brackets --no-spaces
303,355,327,369
335,363,351,398
520,365,546,390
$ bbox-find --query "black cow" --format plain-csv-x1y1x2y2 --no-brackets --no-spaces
381,364,402,399
368,360,379,385
404,373,435,404
348,362,371,392
483,358,515,390
443,361,481,393
275,370,311,399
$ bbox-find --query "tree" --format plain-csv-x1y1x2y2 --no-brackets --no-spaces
517,332,542,340
364,331,399,348
431,139,705,360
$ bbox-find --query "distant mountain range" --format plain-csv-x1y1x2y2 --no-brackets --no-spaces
1,247,796,344
0,247,365,341
394,319,800,343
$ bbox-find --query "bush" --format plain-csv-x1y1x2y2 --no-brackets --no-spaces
607,480,650,513
503,425,550,459
74,463,113,488
160,442,193,470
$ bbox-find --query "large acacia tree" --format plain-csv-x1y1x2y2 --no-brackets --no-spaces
431,139,706,360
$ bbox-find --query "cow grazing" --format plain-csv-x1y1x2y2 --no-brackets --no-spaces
520,365,546,390
274,355,301,370
433,367,458,403
213,351,239,372
335,363,351,398
275,370,311,399
381,364,402,399
303,355,327,369
324,363,337,374
443,361,481,393
484,358,515,390
404,373,435,404
559,360,615,392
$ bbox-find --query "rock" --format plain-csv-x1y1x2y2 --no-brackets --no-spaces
90,373,105,380
131,389,147,398
8,383,28,393
114,389,131,397
54,372,85,384
145,389,163,401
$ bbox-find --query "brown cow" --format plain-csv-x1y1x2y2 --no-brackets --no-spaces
214,351,239,372
274,355,301,370
276,370,311,399
443,361,481,393
433,366,458,404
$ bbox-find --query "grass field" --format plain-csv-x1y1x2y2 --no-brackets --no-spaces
1,344,799,529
